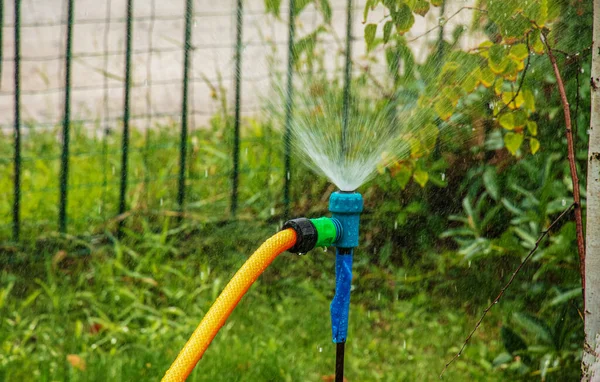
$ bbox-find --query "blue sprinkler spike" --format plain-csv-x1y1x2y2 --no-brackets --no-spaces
330,248,353,342
328,191,363,343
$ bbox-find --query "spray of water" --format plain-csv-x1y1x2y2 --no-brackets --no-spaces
289,87,405,191
268,75,439,191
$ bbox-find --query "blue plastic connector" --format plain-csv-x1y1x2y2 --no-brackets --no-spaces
329,191,363,249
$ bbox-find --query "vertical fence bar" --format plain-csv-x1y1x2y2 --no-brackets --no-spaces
341,0,353,158
118,0,133,234
12,0,21,241
0,0,4,89
231,0,243,217
282,0,295,219
59,0,74,233
178,0,193,213
101,0,112,222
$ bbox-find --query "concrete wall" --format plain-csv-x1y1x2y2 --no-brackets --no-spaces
0,0,482,132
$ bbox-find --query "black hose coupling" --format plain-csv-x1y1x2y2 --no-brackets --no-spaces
282,218,317,254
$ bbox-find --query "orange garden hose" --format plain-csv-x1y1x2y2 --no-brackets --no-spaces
161,228,298,382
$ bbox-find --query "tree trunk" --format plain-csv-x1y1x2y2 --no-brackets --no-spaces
583,0,600,379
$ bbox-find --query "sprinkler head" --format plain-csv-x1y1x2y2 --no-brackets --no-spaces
328,191,363,249
282,191,362,254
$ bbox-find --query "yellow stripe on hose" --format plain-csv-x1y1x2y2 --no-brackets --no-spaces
161,228,298,382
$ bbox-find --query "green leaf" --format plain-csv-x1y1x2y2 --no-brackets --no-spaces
483,167,500,200
509,44,528,61
523,89,535,112
317,0,332,23
531,29,546,54
504,132,524,155
363,0,377,23
365,23,378,51
526,120,538,136
461,68,480,93
512,312,553,345
294,0,312,14
383,21,393,43
488,0,531,39
488,44,510,74
434,96,453,121
499,114,515,130
499,111,527,130
394,164,413,189
501,91,524,109
392,4,415,34
479,66,495,88
412,0,430,16
540,354,553,380
265,0,282,17
501,326,528,355
524,0,548,27
492,352,514,367
549,287,581,306
530,138,540,154
413,168,429,187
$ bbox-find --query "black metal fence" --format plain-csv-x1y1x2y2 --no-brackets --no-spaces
1,0,357,243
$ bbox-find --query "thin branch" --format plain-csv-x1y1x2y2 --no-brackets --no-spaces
575,59,581,142
440,204,575,378
494,35,531,118
407,7,487,43
552,43,593,59
541,31,586,293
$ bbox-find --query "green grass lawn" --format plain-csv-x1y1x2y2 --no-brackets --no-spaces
0,221,507,382
0,123,521,381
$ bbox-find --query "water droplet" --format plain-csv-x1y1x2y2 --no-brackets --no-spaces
561,199,566,206
394,221,398,230
468,260,472,268
298,252,305,256
318,346,323,353
287,172,290,180
441,173,446,181
205,169,208,178
111,337,117,345
403,340,407,349
581,67,585,73
270,207,275,216
160,198,164,206
377,292,381,300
